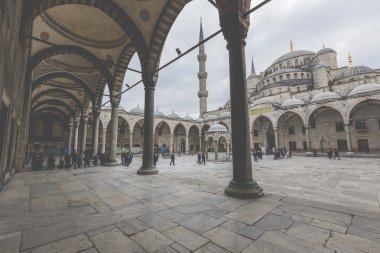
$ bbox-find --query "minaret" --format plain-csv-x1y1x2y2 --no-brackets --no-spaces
251,57,256,75
197,18,208,117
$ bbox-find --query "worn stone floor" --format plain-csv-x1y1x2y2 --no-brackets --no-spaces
1,155,380,252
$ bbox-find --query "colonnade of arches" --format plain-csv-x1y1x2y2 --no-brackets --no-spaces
251,99,380,153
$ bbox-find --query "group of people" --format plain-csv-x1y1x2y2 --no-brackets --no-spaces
121,151,134,166
252,150,263,162
196,152,206,165
273,147,291,160
327,149,341,160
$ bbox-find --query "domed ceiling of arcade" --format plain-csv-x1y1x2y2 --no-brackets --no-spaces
27,0,188,122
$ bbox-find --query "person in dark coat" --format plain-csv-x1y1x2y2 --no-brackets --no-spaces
93,154,98,166
334,149,341,160
201,153,206,165
170,153,175,166
83,153,90,167
58,156,65,169
197,152,201,164
153,152,159,166
47,154,55,170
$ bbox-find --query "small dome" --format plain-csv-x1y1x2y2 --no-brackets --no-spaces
208,123,228,132
281,98,305,108
348,83,380,97
167,112,181,120
273,50,315,65
119,106,127,112
311,91,341,103
154,108,165,117
252,97,279,106
195,118,204,123
218,112,231,118
183,114,194,121
316,48,336,55
129,105,144,114
334,66,373,81
205,114,218,121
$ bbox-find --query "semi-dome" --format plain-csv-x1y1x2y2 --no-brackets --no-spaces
273,50,315,65
334,66,373,81
154,108,165,117
311,91,341,103
195,118,204,123
218,112,231,118
281,98,305,108
348,83,380,97
205,114,218,121
167,112,181,119
183,114,194,121
208,123,228,132
268,68,303,78
129,105,144,114
252,97,279,106
316,48,336,55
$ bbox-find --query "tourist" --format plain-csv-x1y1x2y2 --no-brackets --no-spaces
47,154,55,170
58,156,65,169
201,153,206,165
334,149,341,160
327,150,333,159
121,152,126,166
93,154,98,166
153,152,159,166
197,152,201,164
170,153,175,166
77,153,83,168
83,152,90,167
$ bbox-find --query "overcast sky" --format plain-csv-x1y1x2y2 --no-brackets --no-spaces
114,0,380,119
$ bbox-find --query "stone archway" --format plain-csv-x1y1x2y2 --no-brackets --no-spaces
277,111,306,152
173,124,186,153
154,121,171,153
188,125,200,153
252,116,274,154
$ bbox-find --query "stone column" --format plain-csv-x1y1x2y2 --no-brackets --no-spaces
205,143,209,159
81,115,89,153
226,141,230,160
214,140,218,160
185,135,189,154
67,120,73,153
129,131,133,150
250,131,254,150
138,74,158,175
305,124,311,152
220,5,263,198
345,123,353,153
73,117,80,151
170,134,174,153
274,127,279,149
101,128,107,153
107,95,120,165
262,128,267,149
199,134,202,152
92,111,100,157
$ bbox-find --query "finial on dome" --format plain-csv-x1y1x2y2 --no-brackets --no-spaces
251,56,256,75
290,40,294,52
348,52,353,68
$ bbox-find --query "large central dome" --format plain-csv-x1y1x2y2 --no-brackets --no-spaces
272,50,315,65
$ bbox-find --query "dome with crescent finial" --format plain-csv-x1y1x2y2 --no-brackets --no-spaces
129,105,144,114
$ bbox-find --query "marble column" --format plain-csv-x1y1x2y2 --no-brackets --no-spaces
205,144,209,159
226,141,230,160
73,117,80,151
170,134,174,153
67,121,73,154
107,97,120,165
81,115,88,153
185,135,189,154
199,134,202,152
305,125,311,152
101,128,107,153
92,111,100,157
138,74,158,175
220,6,263,198
345,123,353,153
214,140,218,160
129,131,133,150
274,127,279,149
250,131,254,150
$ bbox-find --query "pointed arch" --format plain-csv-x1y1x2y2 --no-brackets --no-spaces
32,88,83,109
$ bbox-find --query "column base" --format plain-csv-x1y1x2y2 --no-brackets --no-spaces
105,160,119,166
137,166,159,175
225,179,264,199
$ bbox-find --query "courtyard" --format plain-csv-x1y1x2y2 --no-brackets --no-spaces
1,155,380,252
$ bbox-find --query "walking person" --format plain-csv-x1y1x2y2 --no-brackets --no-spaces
197,152,201,164
170,153,175,166
153,152,159,166
333,149,341,160
83,153,90,167
58,156,65,169
93,153,98,166
47,154,55,170
201,153,206,165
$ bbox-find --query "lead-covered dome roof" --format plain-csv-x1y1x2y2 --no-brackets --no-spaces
348,83,380,97
208,123,228,132
129,105,144,114
316,48,336,55
281,98,305,108
183,114,194,121
167,112,181,119
252,97,279,106
334,66,373,81
154,108,165,117
273,50,315,65
311,91,341,103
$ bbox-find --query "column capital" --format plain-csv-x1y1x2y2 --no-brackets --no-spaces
218,1,251,43
110,91,121,106
142,72,158,88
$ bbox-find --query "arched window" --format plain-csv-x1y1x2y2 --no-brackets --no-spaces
295,59,299,66
294,73,298,79
273,77,276,83
301,73,304,79
279,75,283,81
287,61,290,67
286,74,291,80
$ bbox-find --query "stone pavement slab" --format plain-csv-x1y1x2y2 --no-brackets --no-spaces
131,228,173,252
0,231,21,253
22,234,92,253
202,227,252,253
164,226,209,251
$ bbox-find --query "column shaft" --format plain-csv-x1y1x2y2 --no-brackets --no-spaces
138,86,158,174
81,117,88,153
129,131,133,150
185,135,189,153
101,129,107,153
274,128,279,149
92,115,99,157
108,105,119,163
345,124,353,152
67,126,73,153
214,141,218,160
73,121,79,151
305,125,311,152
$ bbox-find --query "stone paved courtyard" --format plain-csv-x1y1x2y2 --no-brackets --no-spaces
1,155,380,252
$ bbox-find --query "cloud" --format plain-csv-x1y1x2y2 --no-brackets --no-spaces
117,0,380,118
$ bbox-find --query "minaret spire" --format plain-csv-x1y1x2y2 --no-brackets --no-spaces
251,56,256,75
290,40,294,52
197,17,208,117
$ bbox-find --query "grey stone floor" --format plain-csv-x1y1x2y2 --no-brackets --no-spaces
1,155,380,252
